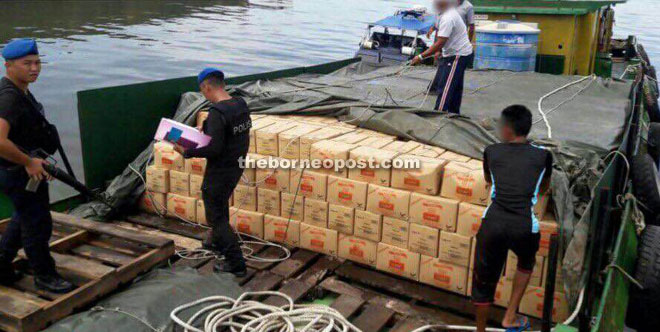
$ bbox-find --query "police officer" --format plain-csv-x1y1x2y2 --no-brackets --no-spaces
177,68,251,277
0,39,74,293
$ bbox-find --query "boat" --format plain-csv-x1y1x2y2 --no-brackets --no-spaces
1,0,658,331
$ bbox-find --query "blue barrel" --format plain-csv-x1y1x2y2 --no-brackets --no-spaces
474,21,540,72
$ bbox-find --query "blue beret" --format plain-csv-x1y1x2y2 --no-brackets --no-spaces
198,67,224,84
2,38,39,60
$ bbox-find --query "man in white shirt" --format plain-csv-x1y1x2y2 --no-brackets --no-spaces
412,0,472,114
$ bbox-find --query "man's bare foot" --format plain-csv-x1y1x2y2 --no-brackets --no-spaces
502,315,529,329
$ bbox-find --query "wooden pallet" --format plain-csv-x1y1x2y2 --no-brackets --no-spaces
0,212,175,332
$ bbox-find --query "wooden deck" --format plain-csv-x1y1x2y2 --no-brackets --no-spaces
0,212,175,332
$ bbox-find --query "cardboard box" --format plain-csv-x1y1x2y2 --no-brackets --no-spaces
167,193,196,221
332,131,371,145
189,174,203,199
327,175,368,210
146,166,169,193
456,202,486,237
278,124,322,159
505,252,544,287
255,162,290,193
169,170,190,197
391,155,447,195
376,242,421,281
409,193,459,231
281,192,304,221
233,185,257,211
520,287,569,322
408,223,440,257
348,146,398,186
299,127,348,160
257,188,281,216
154,142,185,171
469,240,477,270
138,192,166,215
439,232,472,267
367,185,411,220
300,223,338,256
310,140,356,177
354,209,382,242
439,151,471,163
465,159,483,169
338,235,377,266
538,220,559,256
420,257,469,295
303,198,328,228
196,200,206,225
264,215,300,247
381,216,410,249
328,204,355,235
255,121,298,156
440,162,491,206
410,144,446,158
534,191,551,222
248,119,277,154
240,158,257,186
383,140,421,154
229,208,264,238
290,169,327,200
494,279,513,307
185,158,207,176
357,136,395,149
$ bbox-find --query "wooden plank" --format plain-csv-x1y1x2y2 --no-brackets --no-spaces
296,255,343,285
115,221,198,250
0,286,47,318
13,275,63,301
49,252,115,280
235,268,258,286
263,279,315,306
87,235,149,257
172,256,214,270
319,277,367,299
49,230,90,252
270,249,318,278
71,244,135,266
125,213,206,240
51,212,171,248
243,271,283,292
330,294,365,318
389,317,426,332
246,246,288,271
351,303,394,332
115,243,175,284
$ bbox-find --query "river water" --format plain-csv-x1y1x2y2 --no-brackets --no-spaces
0,0,657,199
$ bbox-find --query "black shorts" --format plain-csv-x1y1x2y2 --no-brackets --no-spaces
471,210,540,305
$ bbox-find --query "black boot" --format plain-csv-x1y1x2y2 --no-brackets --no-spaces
213,260,247,277
35,274,76,294
0,257,22,286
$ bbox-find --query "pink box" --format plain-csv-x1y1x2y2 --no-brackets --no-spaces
154,118,211,149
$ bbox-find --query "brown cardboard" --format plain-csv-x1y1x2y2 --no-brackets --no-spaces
494,279,513,307
169,170,190,197
505,252,544,287
439,151,471,163
281,192,304,221
327,176,368,210
520,287,569,322
538,220,559,256
438,232,472,267
366,185,411,220
348,146,398,186
255,121,298,156
332,131,371,145
376,242,421,281
146,165,169,193
391,155,447,195
354,209,382,242
408,223,440,257
185,158,207,176
138,192,166,215
299,127,349,160
469,240,477,270
256,161,290,192
357,136,395,149
440,162,491,206
534,191,551,221
303,198,328,228
189,174,203,199
248,118,277,154
310,140,356,177
154,142,185,171
419,257,469,295
196,200,207,225
381,216,410,249
257,188,281,216
456,202,486,237
264,215,300,247
409,193,459,231
278,124,322,159
166,193,196,221
383,140,421,154
290,169,328,200
233,185,257,211
338,235,377,267
229,208,264,238
409,144,446,158
328,204,355,235
300,223,338,256
240,154,258,186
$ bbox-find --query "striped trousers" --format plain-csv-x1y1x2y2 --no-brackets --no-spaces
432,55,471,114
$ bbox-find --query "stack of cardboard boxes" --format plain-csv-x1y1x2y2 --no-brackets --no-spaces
140,113,567,322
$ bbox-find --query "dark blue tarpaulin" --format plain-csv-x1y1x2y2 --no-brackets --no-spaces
371,11,436,34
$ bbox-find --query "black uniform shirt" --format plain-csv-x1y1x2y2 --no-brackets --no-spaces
0,77,45,167
184,96,251,170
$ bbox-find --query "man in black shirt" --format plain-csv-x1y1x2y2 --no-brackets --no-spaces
0,39,74,293
177,68,251,276
472,105,552,332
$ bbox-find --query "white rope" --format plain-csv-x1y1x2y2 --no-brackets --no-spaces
535,75,597,139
